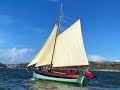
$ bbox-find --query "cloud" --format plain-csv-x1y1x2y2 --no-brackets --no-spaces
88,55,120,62
0,15,17,25
48,0,60,2
0,48,34,64
89,55,107,62
115,60,120,62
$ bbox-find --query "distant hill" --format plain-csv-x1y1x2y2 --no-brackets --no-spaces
5,63,33,69
0,63,7,68
89,61,120,71
0,62,120,71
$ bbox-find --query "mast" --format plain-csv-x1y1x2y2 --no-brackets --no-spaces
50,4,63,69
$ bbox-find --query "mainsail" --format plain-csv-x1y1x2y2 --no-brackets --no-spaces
27,19,89,68
27,25,58,67
52,19,89,67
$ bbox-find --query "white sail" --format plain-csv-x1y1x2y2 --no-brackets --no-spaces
52,19,89,68
27,25,58,67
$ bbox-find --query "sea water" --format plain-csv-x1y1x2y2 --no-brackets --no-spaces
0,68,120,90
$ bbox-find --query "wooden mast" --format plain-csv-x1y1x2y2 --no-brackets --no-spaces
50,4,63,70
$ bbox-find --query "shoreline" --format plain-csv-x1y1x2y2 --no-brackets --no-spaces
90,69,120,72
1,68,120,72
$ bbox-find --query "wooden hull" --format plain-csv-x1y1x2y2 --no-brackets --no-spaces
33,70,85,84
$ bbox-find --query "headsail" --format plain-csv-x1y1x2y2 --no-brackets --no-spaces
27,24,58,67
52,19,89,68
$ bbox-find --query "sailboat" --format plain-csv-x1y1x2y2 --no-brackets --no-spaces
27,4,89,84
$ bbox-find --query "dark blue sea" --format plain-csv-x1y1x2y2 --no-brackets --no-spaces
0,68,120,90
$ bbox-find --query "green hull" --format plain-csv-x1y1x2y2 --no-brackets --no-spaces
33,71,85,84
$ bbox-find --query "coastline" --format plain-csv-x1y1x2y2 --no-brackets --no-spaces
90,69,120,72
1,68,120,72
0,61,120,72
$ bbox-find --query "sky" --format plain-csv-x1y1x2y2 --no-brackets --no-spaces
0,0,120,64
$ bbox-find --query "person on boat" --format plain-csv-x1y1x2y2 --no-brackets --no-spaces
39,67,42,71
67,69,72,75
73,71,79,75
47,67,51,72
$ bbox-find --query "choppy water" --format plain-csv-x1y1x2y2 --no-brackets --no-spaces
0,68,120,90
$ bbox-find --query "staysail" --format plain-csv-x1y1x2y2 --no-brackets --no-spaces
27,25,58,67
52,19,89,68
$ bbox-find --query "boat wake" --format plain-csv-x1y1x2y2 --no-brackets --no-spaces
30,78,35,81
